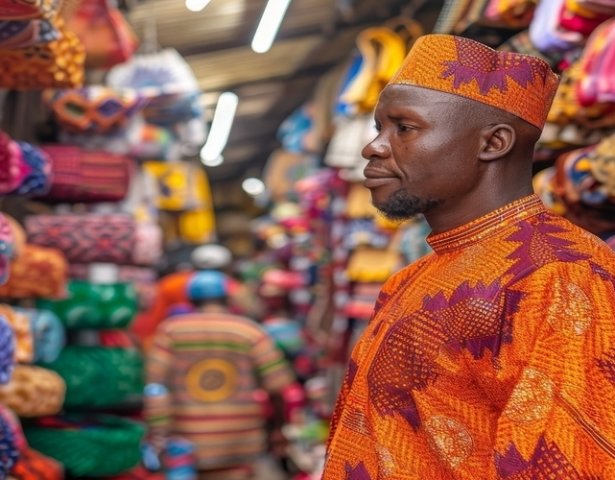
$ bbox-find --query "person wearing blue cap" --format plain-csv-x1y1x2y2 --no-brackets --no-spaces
145,269,296,480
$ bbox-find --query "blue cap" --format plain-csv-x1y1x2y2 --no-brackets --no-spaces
187,270,227,301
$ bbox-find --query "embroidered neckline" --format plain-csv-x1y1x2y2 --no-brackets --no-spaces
427,195,546,253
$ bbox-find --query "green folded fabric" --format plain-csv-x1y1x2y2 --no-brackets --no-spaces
40,346,144,408
24,414,145,477
37,280,138,330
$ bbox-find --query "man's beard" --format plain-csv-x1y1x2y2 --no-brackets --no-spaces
373,189,440,221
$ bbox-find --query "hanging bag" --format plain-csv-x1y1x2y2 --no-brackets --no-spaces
65,0,138,69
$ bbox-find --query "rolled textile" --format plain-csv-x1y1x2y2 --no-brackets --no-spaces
0,365,65,417
0,315,14,385
24,414,145,477
0,213,16,286
0,305,33,364
0,244,68,300
13,308,65,364
41,346,143,408
0,405,19,478
37,280,138,330
9,447,64,480
25,214,161,267
68,264,157,308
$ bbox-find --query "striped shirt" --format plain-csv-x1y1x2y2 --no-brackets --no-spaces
146,311,295,470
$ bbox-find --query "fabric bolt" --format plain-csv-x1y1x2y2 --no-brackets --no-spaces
0,406,18,479
13,308,65,364
323,195,615,479
0,213,15,286
0,315,14,385
0,304,33,364
0,365,65,417
14,142,52,196
24,414,145,477
9,447,64,480
41,346,143,408
38,144,133,203
37,280,138,330
146,312,295,470
0,405,25,452
389,34,560,129
68,263,157,309
0,131,28,195
25,214,161,267
0,244,67,299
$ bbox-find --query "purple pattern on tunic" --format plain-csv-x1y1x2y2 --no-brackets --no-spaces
506,217,590,278
597,348,615,386
422,280,518,360
345,461,372,480
496,436,583,479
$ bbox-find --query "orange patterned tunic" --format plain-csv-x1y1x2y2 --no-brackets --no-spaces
323,194,615,479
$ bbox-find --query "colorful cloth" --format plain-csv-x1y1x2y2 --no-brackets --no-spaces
324,195,615,479
389,34,560,129
146,312,295,470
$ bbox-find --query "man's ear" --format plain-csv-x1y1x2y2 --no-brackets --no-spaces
478,124,516,161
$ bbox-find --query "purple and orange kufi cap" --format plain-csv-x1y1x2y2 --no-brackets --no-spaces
388,34,560,129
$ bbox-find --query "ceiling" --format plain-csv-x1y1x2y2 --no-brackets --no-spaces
125,0,444,184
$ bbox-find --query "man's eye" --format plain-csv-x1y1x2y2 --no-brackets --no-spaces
398,124,414,132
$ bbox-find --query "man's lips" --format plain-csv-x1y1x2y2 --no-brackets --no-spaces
363,171,395,188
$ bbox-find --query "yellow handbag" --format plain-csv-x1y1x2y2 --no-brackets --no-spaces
346,230,403,283
143,161,216,244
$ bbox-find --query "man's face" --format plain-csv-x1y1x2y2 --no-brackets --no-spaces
362,84,484,221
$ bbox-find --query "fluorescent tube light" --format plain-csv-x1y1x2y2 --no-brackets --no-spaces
242,177,265,196
251,0,292,53
185,0,212,12
200,92,239,164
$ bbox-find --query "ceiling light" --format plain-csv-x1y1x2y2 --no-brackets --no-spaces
242,177,265,196
251,0,292,54
202,154,223,167
185,0,212,12
200,92,238,164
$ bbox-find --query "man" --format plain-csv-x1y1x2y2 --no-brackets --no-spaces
323,34,615,479
145,270,295,479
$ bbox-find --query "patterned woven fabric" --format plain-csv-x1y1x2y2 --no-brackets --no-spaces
41,346,143,408
0,304,33,364
38,144,132,203
37,280,138,330
0,405,18,478
0,315,14,385
0,365,65,417
146,312,295,470
0,244,67,299
9,447,64,480
24,414,145,477
389,34,560,129
25,214,161,267
324,195,615,479
13,308,65,364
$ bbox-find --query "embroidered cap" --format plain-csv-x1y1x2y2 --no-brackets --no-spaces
388,34,560,129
